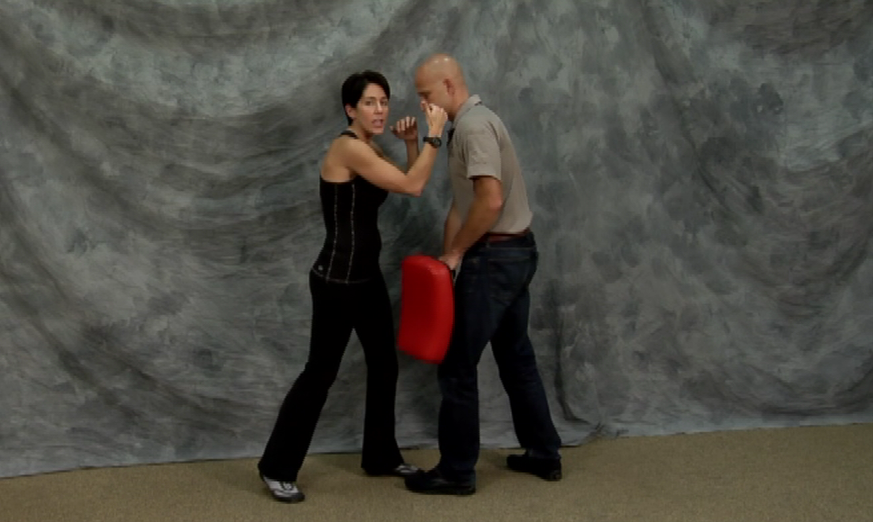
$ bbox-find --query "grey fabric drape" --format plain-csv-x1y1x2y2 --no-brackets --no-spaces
2,0,872,478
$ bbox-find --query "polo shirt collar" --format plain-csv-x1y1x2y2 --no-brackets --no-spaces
448,95,481,144
453,94,482,124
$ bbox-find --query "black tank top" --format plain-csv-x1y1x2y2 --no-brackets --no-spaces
311,130,389,283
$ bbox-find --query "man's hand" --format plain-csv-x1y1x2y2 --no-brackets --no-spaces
390,116,418,142
439,250,463,272
422,102,448,137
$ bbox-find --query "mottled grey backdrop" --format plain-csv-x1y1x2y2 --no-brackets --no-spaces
2,0,872,478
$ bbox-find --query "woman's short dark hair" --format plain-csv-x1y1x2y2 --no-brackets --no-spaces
341,70,391,124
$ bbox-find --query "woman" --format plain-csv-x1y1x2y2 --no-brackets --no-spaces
257,70,448,503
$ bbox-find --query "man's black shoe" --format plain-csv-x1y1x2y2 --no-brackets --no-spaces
404,468,476,496
507,453,562,481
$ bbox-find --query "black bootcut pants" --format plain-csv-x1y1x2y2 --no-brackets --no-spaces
258,270,404,482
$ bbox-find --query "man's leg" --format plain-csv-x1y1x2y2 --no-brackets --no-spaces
405,248,500,495
489,239,562,480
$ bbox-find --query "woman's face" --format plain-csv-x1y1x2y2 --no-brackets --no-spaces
349,83,389,134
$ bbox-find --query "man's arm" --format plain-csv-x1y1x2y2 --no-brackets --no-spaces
443,200,463,255
445,176,503,257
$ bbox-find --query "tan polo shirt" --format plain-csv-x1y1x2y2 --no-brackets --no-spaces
447,95,533,234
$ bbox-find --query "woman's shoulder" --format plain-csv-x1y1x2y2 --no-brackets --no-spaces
321,136,356,183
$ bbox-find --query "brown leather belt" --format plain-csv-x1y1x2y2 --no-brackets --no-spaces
481,227,530,242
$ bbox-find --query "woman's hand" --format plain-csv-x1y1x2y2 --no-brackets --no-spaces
391,116,418,142
422,102,448,137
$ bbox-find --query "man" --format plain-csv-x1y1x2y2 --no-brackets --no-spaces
404,53,562,496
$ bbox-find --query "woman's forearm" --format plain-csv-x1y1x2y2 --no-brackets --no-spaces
404,140,419,171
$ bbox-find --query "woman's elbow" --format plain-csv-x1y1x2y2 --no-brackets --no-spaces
403,181,424,197
391,186,422,197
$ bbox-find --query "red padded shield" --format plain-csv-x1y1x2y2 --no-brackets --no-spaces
397,255,454,364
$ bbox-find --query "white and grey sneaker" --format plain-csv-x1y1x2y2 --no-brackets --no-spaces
393,463,423,477
260,473,305,503
364,462,422,478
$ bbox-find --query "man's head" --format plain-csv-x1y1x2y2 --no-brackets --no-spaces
341,70,390,133
414,53,470,121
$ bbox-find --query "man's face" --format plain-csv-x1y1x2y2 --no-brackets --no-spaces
415,71,451,115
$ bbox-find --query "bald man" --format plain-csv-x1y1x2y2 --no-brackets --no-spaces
404,54,563,496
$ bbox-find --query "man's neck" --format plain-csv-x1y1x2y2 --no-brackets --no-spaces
450,94,471,122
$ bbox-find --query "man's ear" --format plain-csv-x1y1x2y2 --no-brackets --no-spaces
444,78,454,95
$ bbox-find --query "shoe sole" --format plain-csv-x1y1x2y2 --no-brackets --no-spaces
364,469,421,478
508,465,562,481
271,493,306,503
542,470,562,481
407,485,476,496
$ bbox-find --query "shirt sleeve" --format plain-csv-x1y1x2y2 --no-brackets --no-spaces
459,122,501,181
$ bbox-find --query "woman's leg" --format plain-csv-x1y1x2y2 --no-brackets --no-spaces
353,272,406,473
258,273,353,483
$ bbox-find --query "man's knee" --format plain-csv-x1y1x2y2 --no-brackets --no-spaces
437,365,478,401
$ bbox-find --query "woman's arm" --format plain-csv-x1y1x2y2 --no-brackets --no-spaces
341,134,441,196
343,103,447,196
370,142,405,171
390,115,421,172
404,139,420,172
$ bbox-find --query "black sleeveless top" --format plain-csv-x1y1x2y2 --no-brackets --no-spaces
311,130,389,283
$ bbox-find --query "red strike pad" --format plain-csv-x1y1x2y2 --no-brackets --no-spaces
397,255,454,364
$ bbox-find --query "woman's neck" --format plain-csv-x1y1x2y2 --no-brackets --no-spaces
347,124,372,144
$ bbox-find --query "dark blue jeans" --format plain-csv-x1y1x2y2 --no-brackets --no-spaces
436,231,561,483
